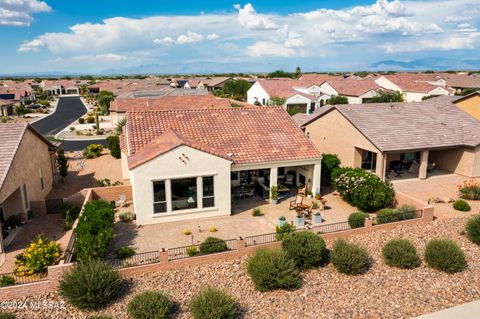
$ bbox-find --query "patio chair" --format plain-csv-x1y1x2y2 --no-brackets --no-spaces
116,194,127,207
244,188,255,198
297,187,306,196
289,195,304,210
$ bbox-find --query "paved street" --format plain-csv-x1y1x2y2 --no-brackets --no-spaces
62,139,106,151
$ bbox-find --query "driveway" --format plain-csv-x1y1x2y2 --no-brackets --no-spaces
31,96,87,136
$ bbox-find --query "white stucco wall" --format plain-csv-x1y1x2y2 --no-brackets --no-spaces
319,82,338,96
130,145,232,225
247,82,270,105
374,77,402,91
285,94,311,107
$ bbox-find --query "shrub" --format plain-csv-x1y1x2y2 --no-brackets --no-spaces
106,135,121,159
321,153,341,186
15,234,62,274
453,199,471,212
0,275,15,287
348,212,370,229
119,212,135,223
116,246,135,259
189,287,236,319
83,143,104,159
209,226,217,233
183,229,192,235
86,116,95,123
199,237,228,254
60,203,80,229
458,180,480,200
252,207,263,216
186,246,199,257
281,231,327,269
0,313,16,319
376,209,402,224
78,118,85,124
59,259,122,310
330,239,370,275
246,248,301,292
424,239,467,273
382,239,420,269
127,291,173,319
466,215,480,244
398,204,417,219
275,223,295,240
332,167,395,212
74,200,115,261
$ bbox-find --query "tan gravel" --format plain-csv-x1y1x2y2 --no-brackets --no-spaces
3,217,480,319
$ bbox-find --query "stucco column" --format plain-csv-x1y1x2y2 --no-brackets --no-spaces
165,180,172,212
375,152,385,180
196,176,203,209
269,167,278,189
419,150,429,179
311,162,322,195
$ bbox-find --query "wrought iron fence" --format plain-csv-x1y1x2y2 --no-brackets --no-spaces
371,209,423,225
0,270,48,287
244,232,278,247
311,220,352,234
63,232,76,264
104,250,160,269
168,238,238,261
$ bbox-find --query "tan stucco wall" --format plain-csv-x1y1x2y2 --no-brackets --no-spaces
0,129,55,218
455,95,480,121
429,147,480,177
304,108,381,170
130,145,232,225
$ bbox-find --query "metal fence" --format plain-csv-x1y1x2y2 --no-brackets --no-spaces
0,270,48,287
371,210,423,225
168,238,238,261
311,220,352,234
63,232,76,264
104,250,160,269
244,232,278,247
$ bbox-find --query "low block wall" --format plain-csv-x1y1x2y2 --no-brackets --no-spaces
92,185,132,202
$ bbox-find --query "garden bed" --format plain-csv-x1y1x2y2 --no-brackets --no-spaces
3,216,480,318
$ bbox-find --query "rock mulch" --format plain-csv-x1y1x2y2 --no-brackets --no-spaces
3,217,480,319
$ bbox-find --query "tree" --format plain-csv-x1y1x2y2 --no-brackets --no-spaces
97,91,115,115
106,135,121,159
56,149,69,178
366,91,404,103
326,95,348,105
321,154,341,186
214,79,252,101
294,67,302,79
270,96,286,106
116,118,126,135
458,87,480,96
267,70,294,78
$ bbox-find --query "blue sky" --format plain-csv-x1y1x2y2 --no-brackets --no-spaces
0,0,479,74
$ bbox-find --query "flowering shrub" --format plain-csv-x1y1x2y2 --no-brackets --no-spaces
83,144,104,159
458,180,480,200
332,167,395,212
15,234,62,274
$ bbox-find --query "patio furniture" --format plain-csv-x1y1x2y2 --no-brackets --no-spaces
243,188,255,197
254,180,270,199
284,174,295,187
427,162,436,173
297,187,306,196
312,213,323,224
289,195,304,210
116,194,127,207
277,184,290,193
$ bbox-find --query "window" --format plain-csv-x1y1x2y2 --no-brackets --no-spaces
21,184,29,210
39,169,44,191
153,181,167,213
361,150,377,171
171,178,197,211
203,176,215,208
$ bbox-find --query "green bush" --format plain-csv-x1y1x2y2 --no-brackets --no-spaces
189,287,236,319
86,116,95,123
59,203,80,229
458,180,480,200
321,154,341,186
382,239,420,269
453,199,471,212
127,291,173,319
119,211,136,222
376,209,402,224
15,234,62,274
116,246,135,259
348,212,370,228
0,275,15,287
398,205,417,218
0,313,16,319
246,248,301,292
424,239,467,273
332,167,395,212
330,239,370,275
252,207,263,216
281,231,327,269
59,259,122,310
78,118,85,124
199,237,228,254
275,223,295,240
73,200,115,261
106,135,121,159
83,143,104,159
466,215,480,244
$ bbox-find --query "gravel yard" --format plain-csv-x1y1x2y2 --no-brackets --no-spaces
3,217,480,319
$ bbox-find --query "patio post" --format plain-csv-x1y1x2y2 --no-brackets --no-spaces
311,162,321,195
419,150,429,179
269,167,278,192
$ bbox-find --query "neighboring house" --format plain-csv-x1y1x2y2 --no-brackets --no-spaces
0,123,58,252
41,80,80,95
109,95,233,126
203,77,232,92
0,100,14,117
300,96,480,180
184,80,205,89
438,73,480,94
374,74,451,102
0,89,32,104
452,91,480,121
318,79,382,104
121,107,321,225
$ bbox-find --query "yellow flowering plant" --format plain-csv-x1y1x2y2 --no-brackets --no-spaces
15,234,62,274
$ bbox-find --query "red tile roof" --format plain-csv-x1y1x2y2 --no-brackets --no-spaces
298,74,343,84
124,107,321,168
382,75,444,93
256,79,318,99
438,73,480,89
110,95,233,112
326,79,381,96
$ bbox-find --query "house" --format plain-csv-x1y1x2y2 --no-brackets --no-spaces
452,91,480,121
374,74,451,102
438,73,480,94
41,80,80,95
184,79,205,89
202,77,232,92
318,79,383,104
0,123,58,251
0,100,14,117
120,107,322,225
300,96,480,180
109,95,234,126
0,89,32,105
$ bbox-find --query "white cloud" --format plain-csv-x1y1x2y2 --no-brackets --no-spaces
0,0,51,26
248,41,297,57
177,31,203,44
234,3,276,30
154,31,219,46
382,33,480,53
17,38,44,51
153,37,175,45
206,33,219,40
445,16,472,23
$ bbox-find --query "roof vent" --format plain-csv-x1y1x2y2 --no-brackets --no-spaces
227,152,234,157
